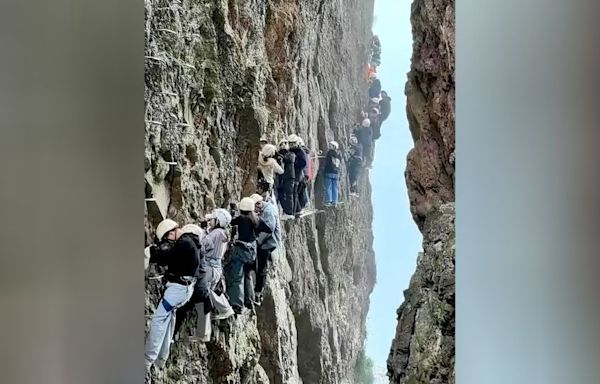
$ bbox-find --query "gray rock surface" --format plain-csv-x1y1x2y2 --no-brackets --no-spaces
144,0,377,382
387,0,455,383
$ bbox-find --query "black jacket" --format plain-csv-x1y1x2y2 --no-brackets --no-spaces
369,79,381,98
290,147,307,181
380,96,391,122
149,233,200,280
324,149,342,174
231,215,272,243
280,149,296,180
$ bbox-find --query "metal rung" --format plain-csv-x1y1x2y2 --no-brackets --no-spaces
144,198,156,202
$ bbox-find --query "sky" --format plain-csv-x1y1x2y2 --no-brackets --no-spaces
366,0,422,380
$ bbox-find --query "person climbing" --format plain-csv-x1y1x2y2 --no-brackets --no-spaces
356,118,374,168
257,143,284,196
225,197,272,315
144,219,199,373
368,78,381,99
324,141,342,206
288,134,307,216
298,137,311,209
379,91,392,123
304,140,314,202
369,106,383,141
277,139,296,220
253,180,281,305
347,136,363,197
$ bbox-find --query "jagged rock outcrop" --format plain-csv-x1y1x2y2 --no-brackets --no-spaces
143,0,376,383
387,0,455,383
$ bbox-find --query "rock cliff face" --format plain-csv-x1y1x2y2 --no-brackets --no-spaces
387,0,455,383
143,0,376,383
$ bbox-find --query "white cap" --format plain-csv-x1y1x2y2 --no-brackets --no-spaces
156,219,178,241
182,224,204,239
287,134,300,143
261,144,277,157
260,135,268,142
250,194,263,203
240,197,255,211
213,208,232,227
329,141,339,150
362,118,371,127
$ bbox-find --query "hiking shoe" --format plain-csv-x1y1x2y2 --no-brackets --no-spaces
232,305,245,315
213,307,234,320
254,293,263,307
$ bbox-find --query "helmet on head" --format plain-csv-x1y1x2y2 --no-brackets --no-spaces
213,208,232,227
287,134,300,144
250,194,263,204
181,224,204,239
260,135,268,143
329,141,339,150
261,144,277,157
362,118,371,127
350,136,358,144
240,197,255,212
156,219,178,241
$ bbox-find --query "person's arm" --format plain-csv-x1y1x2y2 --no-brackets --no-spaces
271,158,284,175
149,241,174,266
256,217,273,234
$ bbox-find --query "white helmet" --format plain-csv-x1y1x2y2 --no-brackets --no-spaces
250,194,263,204
350,136,358,144
329,140,339,150
287,134,300,144
156,219,178,241
261,144,277,157
240,197,255,212
213,208,232,227
362,118,371,127
260,135,268,142
181,223,204,239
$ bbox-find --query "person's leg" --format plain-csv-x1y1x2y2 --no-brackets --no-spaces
145,283,191,371
194,302,211,342
324,174,333,203
282,180,294,215
173,297,196,339
332,174,339,204
254,247,270,295
243,261,255,309
225,246,245,309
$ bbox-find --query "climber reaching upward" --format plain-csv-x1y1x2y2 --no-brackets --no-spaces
225,197,272,315
324,141,342,206
144,219,199,373
379,91,392,123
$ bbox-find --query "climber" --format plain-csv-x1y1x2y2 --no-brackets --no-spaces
288,134,307,215
368,78,381,99
298,137,311,209
277,139,296,219
257,143,284,197
225,197,272,314
324,141,342,206
369,107,382,141
304,140,314,201
379,91,392,123
348,136,363,197
144,219,199,373
253,180,282,305
356,118,374,168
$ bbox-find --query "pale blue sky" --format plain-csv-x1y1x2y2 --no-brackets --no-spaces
367,0,422,379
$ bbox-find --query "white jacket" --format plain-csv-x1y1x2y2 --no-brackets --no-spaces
257,154,283,185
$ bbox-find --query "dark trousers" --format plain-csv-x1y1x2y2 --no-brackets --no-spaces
349,161,362,192
281,179,295,215
255,247,274,295
295,179,307,213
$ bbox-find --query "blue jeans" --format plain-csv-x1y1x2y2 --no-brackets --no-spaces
325,173,339,204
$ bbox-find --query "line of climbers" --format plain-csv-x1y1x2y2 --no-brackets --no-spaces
143,181,282,373
143,32,392,375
